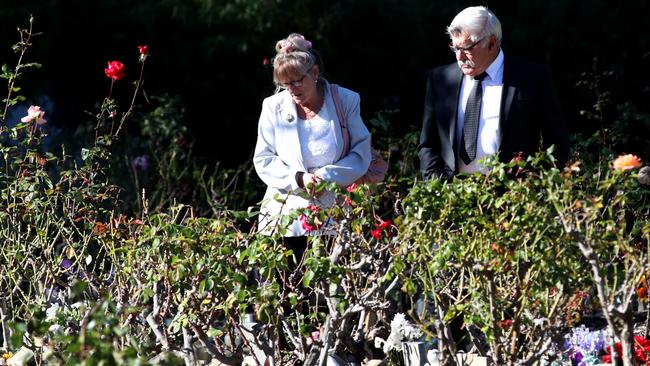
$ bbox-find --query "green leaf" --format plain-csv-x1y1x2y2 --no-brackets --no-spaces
288,292,298,307
401,278,416,296
207,328,224,338
9,322,26,349
303,270,315,287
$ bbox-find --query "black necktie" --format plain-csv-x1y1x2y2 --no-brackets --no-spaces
459,73,487,165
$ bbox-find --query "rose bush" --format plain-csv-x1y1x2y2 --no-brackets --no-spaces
0,16,648,366
400,150,649,365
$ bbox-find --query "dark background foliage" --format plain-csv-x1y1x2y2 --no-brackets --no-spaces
1,0,649,167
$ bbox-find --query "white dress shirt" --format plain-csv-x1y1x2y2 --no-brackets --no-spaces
456,49,505,174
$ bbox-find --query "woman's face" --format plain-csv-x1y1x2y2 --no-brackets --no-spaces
277,66,319,107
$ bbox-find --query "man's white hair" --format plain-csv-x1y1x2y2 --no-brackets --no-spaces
446,6,502,45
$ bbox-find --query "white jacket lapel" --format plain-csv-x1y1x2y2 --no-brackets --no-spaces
276,93,305,170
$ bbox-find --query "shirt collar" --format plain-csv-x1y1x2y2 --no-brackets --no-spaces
483,49,505,83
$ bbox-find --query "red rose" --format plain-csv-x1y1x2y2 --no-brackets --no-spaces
370,228,383,239
138,45,149,55
104,61,125,80
637,274,648,300
491,243,507,254
602,354,611,363
496,319,513,328
377,219,392,230
299,214,315,231
602,336,650,364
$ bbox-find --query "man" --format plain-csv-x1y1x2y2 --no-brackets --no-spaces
418,6,569,180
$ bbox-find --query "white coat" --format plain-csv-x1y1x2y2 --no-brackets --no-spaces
253,82,372,236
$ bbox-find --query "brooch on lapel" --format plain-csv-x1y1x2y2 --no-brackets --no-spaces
286,113,295,122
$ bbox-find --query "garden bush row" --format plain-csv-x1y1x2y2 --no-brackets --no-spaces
0,18,648,366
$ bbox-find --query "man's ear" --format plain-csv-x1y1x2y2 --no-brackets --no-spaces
488,36,497,51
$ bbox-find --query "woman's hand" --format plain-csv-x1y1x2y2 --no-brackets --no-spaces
302,173,323,195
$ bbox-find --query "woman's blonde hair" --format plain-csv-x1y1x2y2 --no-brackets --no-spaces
272,33,323,87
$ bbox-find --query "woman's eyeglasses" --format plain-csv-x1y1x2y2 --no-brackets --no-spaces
277,74,308,89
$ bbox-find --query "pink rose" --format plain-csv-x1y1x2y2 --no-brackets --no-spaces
305,331,320,346
612,154,642,171
20,105,47,125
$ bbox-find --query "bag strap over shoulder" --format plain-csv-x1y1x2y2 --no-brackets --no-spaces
331,84,351,159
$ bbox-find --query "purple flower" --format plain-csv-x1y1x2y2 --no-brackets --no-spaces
574,350,583,363
60,259,72,269
131,155,149,172
562,325,608,365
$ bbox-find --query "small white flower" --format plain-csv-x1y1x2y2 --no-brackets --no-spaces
379,313,424,353
424,349,440,366
45,303,60,321
532,317,547,327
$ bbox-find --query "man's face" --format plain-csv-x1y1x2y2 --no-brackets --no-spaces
450,32,497,76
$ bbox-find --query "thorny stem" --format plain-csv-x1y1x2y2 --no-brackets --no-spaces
146,281,170,350
230,316,266,366
0,297,10,350
577,238,628,365
78,302,102,356
1,16,36,126
646,236,650,340
96,80,115,144
181,327,195,366
114,58,146,137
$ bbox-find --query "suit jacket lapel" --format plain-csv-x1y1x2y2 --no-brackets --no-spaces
444,66,463,172
450,69,463,154
500,57,517,138
277,93,305,170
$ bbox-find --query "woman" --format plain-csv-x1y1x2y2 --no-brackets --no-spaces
254,33,372,237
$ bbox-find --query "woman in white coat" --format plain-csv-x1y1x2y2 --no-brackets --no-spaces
253,33,372,241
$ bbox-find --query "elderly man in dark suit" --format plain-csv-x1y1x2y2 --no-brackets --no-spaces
418,6,569,180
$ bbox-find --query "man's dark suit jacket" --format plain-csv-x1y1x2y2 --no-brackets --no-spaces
418,55,569,180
